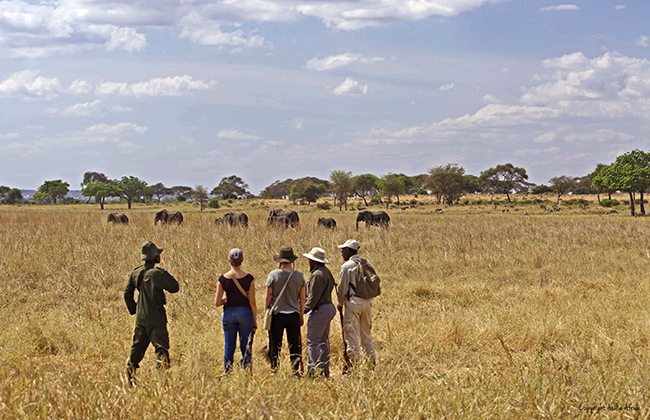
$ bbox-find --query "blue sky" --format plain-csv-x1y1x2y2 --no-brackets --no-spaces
1,0,649,193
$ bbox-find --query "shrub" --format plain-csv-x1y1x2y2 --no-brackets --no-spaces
161,196,177,203
634,198,648,205
475,199,483,205
600,199,620,207
370,197,380,206
208,198,220,209
227,199,234,204
177,195,187,202
463,200,470,205
316,201,331,210
410,199,418,205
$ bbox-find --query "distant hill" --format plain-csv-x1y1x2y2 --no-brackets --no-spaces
21,190,84,200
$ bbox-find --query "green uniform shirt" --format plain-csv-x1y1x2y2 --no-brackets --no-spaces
124,263,179,327
305,265,335,313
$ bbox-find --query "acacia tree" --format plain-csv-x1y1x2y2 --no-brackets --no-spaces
193,185,209,212
330,170,353,210
593,150,650,216
549,176,577,205
33,180,70,204
171,186,193,201
211,175,250,199
4,188,23,204
82,182,123,210
117,176,147,209
289,177,329,204
426,164,465,205
380,173,405,208
352,174,379,206
589,164,615,202
0,186,9,201
479,163,532,203
81,172,110,204
152,183,170,203
260,179,293,199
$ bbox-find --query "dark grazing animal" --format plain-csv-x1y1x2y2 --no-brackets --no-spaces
215,212,249,227
155,209,183,226
269,215,291,228
268,209,299,228
107,213,128,224
355,210,390,230
317,217,337,229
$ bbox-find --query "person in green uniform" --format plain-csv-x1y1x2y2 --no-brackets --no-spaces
124,241,179,386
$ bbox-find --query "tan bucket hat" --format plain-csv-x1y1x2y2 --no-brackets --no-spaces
302,247,329,264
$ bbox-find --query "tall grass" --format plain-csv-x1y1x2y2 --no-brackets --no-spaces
0,202,649,418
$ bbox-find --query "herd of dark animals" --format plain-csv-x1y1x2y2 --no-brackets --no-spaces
107,208,391,230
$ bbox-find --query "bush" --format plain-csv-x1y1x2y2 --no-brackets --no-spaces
162,196,177,203
474,199,483,205
370,197,380,206
208,198,220,209
416,189,428,195
410,199,418,205
600,199,620,207
316,201,331,210
176,195,187,202
634,198,649,205
227,199,234,204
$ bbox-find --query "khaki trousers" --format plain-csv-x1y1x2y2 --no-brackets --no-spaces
343,296,376,362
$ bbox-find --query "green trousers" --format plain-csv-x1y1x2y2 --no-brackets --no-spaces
127,325,170,371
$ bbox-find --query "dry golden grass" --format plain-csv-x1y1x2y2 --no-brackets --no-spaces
1,198,649,419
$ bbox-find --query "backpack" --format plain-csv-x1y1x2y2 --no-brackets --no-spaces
350,259,381,299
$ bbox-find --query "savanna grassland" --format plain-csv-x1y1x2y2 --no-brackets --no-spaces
1,196,649,419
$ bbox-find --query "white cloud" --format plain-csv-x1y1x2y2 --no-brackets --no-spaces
563,129,634,143
85,122,148,136
0,70,63,99
217,129,262,140
82,24,147,53
636,36,649,47
483,94,501,104
0,133,19,140
534,131,557,143
333,77,368,96
513,147,560,156
67,79,92,94
305,52,384,71
542,52,590,69
293,118,305,130
46,100,133,117
439,82,455,92
540,4,580,12
96,76,213,97
615,5,626,10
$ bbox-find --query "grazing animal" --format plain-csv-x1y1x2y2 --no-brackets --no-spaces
355,210,390,230
317,217,337,229
107,213,128,224
215,212,248,227
267,209,299,228
514,208,519,212
492,205,497,209
523,211,528,215
270,215,291,228
606,209,618,215
436,209,444,214
155,209,183,225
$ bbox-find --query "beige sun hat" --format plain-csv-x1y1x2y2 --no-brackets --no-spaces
337,239,360,250
303,247,329,264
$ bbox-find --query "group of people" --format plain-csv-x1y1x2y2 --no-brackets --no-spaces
123,238,378,384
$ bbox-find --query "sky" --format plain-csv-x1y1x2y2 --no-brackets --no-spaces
1,0,650,194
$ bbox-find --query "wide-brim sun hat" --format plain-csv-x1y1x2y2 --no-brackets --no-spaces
273,245,299,263
337,239,360,250
141,241,163,261
303,247,329,264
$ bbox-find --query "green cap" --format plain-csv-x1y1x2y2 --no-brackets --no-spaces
141,241,163,261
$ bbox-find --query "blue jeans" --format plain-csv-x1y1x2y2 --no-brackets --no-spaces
222,306,254,371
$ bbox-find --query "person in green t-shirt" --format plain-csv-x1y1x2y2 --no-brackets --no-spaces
124,241,179,386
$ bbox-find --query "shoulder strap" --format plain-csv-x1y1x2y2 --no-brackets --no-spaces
227,273,249,298
137,267,151,290
271,270,294,312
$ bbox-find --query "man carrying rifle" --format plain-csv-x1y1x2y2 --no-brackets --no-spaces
124,241,179,386
337,239,377,369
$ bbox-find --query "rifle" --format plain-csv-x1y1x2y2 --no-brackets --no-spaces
338,307,351,374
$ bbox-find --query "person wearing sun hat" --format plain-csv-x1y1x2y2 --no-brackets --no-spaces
303,247,336,377
265,246,306,373
337,239,376,368
124,241,179,386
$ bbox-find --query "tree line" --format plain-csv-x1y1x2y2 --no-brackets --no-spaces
0,149,647,214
